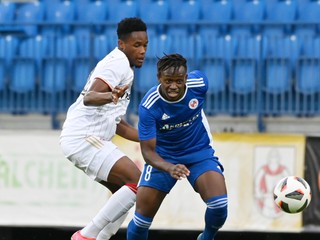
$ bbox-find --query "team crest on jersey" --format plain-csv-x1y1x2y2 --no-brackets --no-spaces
189,98,198,109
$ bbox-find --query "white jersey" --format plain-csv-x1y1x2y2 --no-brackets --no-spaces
60,47,134,141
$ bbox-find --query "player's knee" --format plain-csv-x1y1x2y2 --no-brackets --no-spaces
205,194,228,229
125,183,138,194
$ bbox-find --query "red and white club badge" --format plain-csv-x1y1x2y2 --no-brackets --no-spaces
189,98,198,109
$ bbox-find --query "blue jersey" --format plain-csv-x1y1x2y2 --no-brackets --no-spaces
138,70,215,164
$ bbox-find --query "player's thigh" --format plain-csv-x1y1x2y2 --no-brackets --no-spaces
135,186,167,218
106,155,141,186
195,170,227,201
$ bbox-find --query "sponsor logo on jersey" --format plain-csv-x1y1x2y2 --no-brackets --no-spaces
161,113,170,120
189,98,198,109
160,113,200,131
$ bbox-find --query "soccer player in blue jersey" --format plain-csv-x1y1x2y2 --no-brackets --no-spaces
127,53,228,240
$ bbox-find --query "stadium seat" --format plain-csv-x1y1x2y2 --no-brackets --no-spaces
199,0,232,37
200,35,232,115
42,58,67,92
43,0,75,35
169,34,197,69
42,34,76,93
135,59,158,94
73,58,92,93
168,0,200,35
230,36,260,94
231,0,265,37
139,0,169,36
229,36,260,115
264,0,297,37
75,0,107,34
0,59,5,91
295,0,320,38
201,36,231,94
107,0,138,23
261,36,299,115
10,58,36,93
262,36,297,93
0,35,19,67
18,35,47,69
296,37,320,94
0,2,16,32
15,2,44,37
93,34,109,61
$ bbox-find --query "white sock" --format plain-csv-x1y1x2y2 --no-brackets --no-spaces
81,185,136,238
96,211,128,240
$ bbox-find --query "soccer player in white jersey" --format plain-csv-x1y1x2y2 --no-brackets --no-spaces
127,54,228,240
59,18,148,240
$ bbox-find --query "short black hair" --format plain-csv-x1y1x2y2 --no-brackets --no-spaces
117,17,147,40
157,53,187,73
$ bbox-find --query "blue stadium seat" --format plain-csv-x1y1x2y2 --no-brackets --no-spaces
75,0,107,34
295,0,320,38
199,0,232,37
10,58,36,93
135,60,158,94
0,2,16,32
230,36,260,94
42,34,76,93
107,0,138,23
229,36,260,115
0,59,5,91
261,36,299,115
264,0,297,37
139,0,169,36
231,0,265,37
263,36,297,93
168,0,200,35
73,58,92,93
93,34,109,61
169,34,197,69
145,34,172,59
296,37,320,94
0,35,19,67
43,0,75,35
15,2,44,37
19,35,47,69
42,58,67,92
200,35,232,115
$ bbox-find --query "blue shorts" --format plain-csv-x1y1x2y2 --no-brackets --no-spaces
138,157,224,193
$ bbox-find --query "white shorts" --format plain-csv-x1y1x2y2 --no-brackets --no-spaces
60,135,125,181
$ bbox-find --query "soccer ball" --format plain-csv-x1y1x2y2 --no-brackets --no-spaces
273,176,311,214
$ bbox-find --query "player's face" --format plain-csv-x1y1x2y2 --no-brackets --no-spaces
158,66,187,101
119,31,148,68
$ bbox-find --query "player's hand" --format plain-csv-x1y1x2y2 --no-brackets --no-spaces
112,84,129,104
169,164,190,180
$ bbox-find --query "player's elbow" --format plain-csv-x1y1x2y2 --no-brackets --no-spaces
83,92,93,106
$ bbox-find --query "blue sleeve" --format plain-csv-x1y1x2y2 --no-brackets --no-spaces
138,105,157,141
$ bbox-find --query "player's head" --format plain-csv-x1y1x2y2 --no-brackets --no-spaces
117,17,148,68
157,53,188,102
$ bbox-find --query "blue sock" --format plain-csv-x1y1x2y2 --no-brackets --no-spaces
202,194,228,240
127,212,153,240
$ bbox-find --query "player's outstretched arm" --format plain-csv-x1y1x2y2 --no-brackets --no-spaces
140,139,190,180
83,78,128,106
116,119,139,142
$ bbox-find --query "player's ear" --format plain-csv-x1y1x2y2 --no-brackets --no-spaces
157,72,161,82
118,39,125,51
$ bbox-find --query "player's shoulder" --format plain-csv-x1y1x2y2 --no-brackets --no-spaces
140,85,160,110
186,70,208,88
